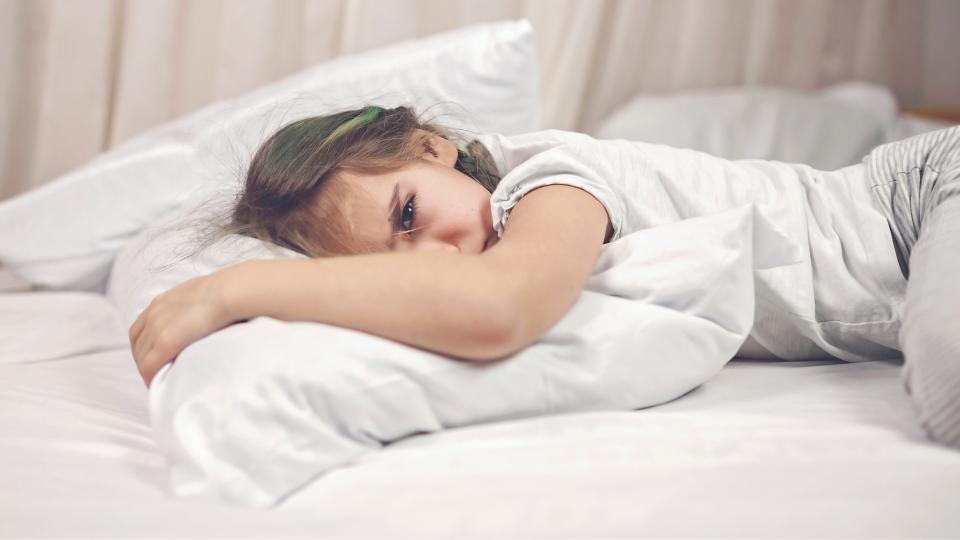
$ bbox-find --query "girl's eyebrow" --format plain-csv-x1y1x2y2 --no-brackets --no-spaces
386,182,401,249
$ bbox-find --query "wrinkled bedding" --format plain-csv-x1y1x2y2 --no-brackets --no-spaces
1,289,959,537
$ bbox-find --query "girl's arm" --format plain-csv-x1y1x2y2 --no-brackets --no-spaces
130,184,611,386
222,184,611,360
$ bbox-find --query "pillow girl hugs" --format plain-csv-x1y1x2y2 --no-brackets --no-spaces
128,105,614,387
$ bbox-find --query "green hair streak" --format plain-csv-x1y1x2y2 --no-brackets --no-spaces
321,105,385,148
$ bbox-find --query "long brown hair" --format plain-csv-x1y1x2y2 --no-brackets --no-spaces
229,104,500,257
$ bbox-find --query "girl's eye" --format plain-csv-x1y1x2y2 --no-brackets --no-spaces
400,195,417,233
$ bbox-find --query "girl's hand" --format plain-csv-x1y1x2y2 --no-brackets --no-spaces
128,271,237,388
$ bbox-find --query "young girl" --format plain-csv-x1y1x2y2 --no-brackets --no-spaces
128,104,960,449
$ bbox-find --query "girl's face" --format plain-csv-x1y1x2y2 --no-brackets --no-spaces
332,130,499,255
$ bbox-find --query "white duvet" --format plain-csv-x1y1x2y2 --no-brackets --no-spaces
479,129,908,363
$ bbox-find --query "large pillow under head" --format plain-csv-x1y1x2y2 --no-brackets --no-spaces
0,20,540,292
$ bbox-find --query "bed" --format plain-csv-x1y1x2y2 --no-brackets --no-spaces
2,20,960,538
2,292,960,537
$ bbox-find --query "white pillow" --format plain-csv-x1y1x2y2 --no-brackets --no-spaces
0,292,126,364
131,204,800,507
0,19,541,293
594,82,898,170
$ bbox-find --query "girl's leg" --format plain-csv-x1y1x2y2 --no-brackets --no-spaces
867,126,960,448
899,193,960,447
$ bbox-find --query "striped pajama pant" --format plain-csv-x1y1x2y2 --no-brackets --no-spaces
867,126,960,448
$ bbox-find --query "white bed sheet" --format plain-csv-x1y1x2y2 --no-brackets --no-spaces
2,290,960,538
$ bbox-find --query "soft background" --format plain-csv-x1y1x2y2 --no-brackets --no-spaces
1,0,958,201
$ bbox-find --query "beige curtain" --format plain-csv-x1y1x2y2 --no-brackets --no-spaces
1,0,957,201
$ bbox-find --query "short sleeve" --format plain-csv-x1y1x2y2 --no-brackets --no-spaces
486,141,626,243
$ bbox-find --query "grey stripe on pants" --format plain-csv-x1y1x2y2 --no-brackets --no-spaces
866,125,960,448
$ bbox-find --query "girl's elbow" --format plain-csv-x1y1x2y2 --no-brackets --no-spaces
461,299,529,362
465,291,577,362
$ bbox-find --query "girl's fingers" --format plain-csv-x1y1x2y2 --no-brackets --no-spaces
131,323,144,361
143,343,177,389
129,309,147,347
140,348,158,388
138,324,181,388
134,321,158,373
133,329,150,376
140,341,163,388
133,332,150,365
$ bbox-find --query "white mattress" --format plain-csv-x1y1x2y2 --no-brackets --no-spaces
2,291,960,538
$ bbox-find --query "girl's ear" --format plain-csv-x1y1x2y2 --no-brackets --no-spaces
416,129,458,168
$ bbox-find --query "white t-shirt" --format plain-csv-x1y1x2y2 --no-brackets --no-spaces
476,129,908,362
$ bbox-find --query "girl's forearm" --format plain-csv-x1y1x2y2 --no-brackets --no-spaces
219,253,521,361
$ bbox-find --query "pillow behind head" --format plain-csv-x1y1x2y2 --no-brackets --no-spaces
128,203,801,507
105,199,293,328
0,19,540,293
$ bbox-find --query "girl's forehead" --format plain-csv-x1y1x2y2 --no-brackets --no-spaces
335,171,393,209
327,173,393,245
